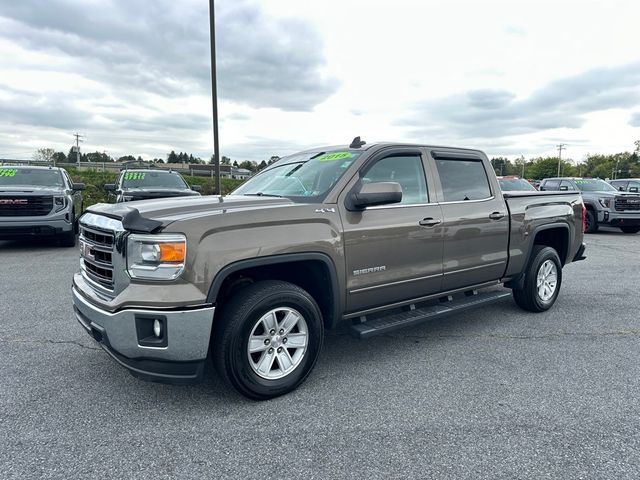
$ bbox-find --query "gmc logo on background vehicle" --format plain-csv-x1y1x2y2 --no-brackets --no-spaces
0,199,28,205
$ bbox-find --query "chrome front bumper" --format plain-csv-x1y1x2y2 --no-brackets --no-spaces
72,286,215,384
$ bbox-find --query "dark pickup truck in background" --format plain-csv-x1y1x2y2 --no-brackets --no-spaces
104,167,201,203
540,177,640,233
72,141,586,399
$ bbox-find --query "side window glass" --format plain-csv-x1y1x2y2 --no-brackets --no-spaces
629,182,640,192
543,180,560,190
435,159,491,202
560,180,576,191
362,155,428,205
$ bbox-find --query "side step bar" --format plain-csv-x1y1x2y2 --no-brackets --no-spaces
349,289,512,339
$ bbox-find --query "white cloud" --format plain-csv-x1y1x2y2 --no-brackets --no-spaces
0,0,639,161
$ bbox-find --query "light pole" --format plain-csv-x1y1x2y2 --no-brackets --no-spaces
209,0,221,195
556,144,566,177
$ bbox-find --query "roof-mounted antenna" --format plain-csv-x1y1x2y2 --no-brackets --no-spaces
349,136,366,149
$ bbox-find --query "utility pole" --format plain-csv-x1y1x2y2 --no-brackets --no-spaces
209,0,221,195
73,133,84,168
556,144,566,177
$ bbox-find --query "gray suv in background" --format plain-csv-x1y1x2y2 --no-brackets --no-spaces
540,177,640,233
609,179,640,193
0,165,85,246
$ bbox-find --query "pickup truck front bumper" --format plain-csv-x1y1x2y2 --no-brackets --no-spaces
0,214,73,239
599,211,640,227
72,285,215,385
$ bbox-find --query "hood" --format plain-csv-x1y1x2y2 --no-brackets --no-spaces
593,190,639,197
122,188,200,200
0,185,64,196
85,194,295,230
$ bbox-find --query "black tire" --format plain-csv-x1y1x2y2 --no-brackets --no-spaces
212,280,324,400
513,246,562,312
584,209,598,233
620,226,640,234
59,229,76,248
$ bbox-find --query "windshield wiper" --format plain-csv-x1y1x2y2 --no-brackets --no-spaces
242,192,284,198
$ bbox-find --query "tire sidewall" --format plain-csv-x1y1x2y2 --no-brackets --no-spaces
530,248,562,310
585,210,597,233
226,288,323,398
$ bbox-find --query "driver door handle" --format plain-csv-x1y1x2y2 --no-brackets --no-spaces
419,217,442,227
489,211,505,220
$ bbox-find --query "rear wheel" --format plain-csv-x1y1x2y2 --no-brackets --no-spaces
213,280,324,400
513,246,562,312
620,226,640,234
584,209,598,233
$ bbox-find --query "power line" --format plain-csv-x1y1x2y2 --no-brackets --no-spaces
73,133,85,167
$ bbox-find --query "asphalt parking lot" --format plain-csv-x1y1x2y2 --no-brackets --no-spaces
1,229,639,479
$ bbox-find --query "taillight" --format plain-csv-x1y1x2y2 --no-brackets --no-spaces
582,204,586,233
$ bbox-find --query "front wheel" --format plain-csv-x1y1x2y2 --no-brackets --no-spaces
59,229,76,248
513,246,562,312
620,226,640,234
584,209,598,233
212,280,324,400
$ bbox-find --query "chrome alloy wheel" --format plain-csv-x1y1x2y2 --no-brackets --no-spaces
247,307,309,380
536,259,558,302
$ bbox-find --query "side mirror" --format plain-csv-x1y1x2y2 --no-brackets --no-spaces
191,185,202,192
630,187,639,193
348,182,402,210
72,183,86,192
618,186,625,191
559,185,568,191
104,183,116,192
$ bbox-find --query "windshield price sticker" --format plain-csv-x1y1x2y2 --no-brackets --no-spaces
317,152,354,162
0,169,18,177
124,172,145,180
575,180,593,184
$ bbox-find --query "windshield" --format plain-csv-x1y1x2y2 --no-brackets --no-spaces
498,178,537,191
121,171,188,189
232,150,362,200
575,179,617,192
0,168,63,187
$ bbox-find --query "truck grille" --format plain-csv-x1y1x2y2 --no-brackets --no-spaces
615,196,640,211
0,195,53,216
79,225,116,290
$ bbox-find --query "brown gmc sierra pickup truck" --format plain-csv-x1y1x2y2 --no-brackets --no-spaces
72,139,586,399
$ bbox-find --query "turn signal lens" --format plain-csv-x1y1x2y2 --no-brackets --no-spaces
159,242,186,263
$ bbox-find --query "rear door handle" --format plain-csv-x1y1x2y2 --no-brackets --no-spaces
419,217,442,227
489,212,505,220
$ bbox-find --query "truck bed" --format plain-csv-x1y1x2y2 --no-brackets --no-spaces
502,190,584,279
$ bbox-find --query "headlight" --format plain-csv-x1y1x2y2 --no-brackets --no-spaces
54,196,67,212
127,233,187,280
598,197,611,208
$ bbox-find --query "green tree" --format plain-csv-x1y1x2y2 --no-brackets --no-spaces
258,160,267,170
52,151,66,164
167,151,179,163
527,157,576,179
33,148,56,163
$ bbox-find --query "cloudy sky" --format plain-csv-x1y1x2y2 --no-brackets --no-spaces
0,0,639,162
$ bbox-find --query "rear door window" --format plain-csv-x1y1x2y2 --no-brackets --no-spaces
559,180,576,191
542,179,560,190
435,159,492,202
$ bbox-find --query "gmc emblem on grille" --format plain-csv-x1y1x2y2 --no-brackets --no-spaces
79,240,94,260
0,199,28,205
